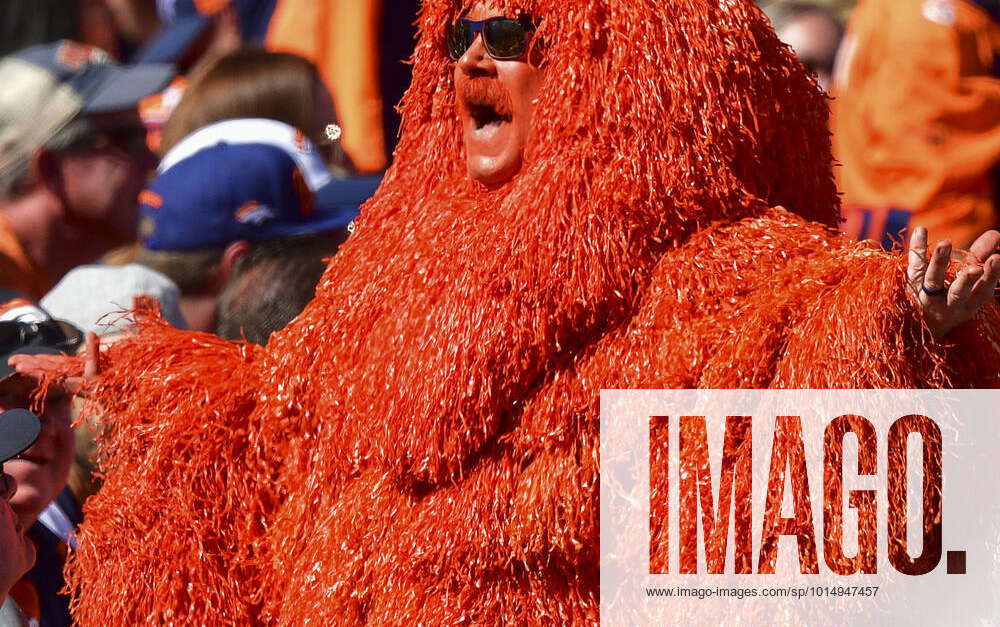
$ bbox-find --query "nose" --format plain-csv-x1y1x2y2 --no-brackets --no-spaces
457,31,496,78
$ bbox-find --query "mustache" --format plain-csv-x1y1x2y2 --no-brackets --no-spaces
460,77,514,117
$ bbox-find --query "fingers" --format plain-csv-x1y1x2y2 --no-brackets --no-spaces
8,353,65,374
916,228,1000,339
7,344,100,394
948,264,983,306
968,229,1000,263
921,240,951,300
967,255,1000,311
907,226,929,289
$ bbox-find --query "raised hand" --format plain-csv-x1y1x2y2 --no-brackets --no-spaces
907,227,1000,338
7,332,101,396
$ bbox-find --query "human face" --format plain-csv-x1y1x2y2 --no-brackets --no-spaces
57,110,158,248
453,2,543,186
0,469,35,596
775,11,842,92
0,376,73,528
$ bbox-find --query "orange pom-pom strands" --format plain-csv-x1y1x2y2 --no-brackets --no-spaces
66,1,1000,625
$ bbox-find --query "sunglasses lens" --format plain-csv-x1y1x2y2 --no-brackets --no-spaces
447,20,471,60
484,18,527,59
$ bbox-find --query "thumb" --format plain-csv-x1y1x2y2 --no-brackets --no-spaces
83,332,101,381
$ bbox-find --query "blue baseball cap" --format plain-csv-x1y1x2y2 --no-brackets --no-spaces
10,40,176,114
140,0,277,63
139,118,381,250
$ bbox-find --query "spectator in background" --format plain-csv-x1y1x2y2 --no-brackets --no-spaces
832,0,1000,249
0,0,155,61
160,49,351,171
765,2,844,91
0,1,77,57
141,0,419,172
137,0,274,70
103,0,162,53
135,118,375,334
41,264,187,337
0,297,83,627
267,0,416,173
0,41,174,299
758,0,857,24
214,235,339,345
0,408,40,627
39,264,187,565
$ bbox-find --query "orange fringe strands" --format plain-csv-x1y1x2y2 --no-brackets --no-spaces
67,0,1000,625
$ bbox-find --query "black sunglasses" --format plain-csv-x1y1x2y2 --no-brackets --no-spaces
64,124,150,158
447,15,537,61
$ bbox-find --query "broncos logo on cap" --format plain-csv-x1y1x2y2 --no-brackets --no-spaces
235,201,276,225
55,42,110,70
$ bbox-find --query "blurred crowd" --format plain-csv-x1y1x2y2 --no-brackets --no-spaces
0,0,996,625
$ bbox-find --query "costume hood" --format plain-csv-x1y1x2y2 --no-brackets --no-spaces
67,1,846,624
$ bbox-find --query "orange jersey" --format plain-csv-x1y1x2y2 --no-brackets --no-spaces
831,0,1000,248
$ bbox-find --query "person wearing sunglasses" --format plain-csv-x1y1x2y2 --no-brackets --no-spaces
0,408,40,627
0,297,83,627
448,8,543,186
23,1,1000,626
0,41,174,300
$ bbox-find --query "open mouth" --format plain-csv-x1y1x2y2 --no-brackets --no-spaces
468,102,512,130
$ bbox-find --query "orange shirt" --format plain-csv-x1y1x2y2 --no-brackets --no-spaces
831,0,1000,248
0,212,48,300
266,0,387,173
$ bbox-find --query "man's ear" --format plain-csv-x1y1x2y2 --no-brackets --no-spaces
31,148,63,196
218,240,251,286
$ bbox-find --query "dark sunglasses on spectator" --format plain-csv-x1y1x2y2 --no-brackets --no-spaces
0,320,83,356
447,15,537,61
65,124,150,157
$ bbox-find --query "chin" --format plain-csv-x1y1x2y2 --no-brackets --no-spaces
467,155,522,187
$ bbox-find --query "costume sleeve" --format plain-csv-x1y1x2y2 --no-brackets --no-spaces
701,241,1000,389
64,320,272,625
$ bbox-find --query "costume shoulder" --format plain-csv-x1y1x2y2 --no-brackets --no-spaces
633,207,1000,388
66,320,272,624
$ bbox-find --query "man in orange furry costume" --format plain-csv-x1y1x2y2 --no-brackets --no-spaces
14,0,1000,625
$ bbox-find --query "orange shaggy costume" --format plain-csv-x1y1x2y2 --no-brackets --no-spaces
66,0,1000,624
